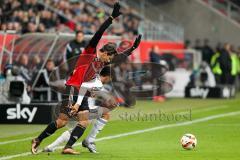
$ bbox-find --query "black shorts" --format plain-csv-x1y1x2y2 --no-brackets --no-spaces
60,86,89,116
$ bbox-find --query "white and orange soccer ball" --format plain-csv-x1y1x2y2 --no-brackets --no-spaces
180,134,197,150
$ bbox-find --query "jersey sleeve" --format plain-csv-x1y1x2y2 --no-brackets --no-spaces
87,17,113,49
111,47,134,64
119,47,135,56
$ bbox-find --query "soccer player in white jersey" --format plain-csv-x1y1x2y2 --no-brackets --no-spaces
44,66,116,154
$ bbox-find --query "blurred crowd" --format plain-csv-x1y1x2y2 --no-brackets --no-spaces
0,30,161,103
0,0,141,103
0,0,140,37
185,39,240,86
1,33,240,103
147,38,240,89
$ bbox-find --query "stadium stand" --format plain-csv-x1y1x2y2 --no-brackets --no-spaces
0,0,140,36
0,0,239,104
202,0,240,24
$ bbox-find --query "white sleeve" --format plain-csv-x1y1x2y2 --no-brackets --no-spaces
66,43,72,52
63,49,67,63
76,86,88,105
63,44,72,63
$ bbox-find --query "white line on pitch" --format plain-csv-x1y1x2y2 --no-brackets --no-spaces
192,105,228,113
0,105,229,146
178,105,229,115
0,111,240,160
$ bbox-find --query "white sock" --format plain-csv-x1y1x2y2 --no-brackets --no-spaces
86,118,107,143
47,130,71,151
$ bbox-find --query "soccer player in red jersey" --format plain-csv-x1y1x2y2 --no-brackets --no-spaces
31,2,141,155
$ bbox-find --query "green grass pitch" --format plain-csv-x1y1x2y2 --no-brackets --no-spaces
0,94,240,160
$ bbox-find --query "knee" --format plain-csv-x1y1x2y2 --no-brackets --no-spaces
102,112,110,121
79,120,89,128
77,110,89,121
76,111,90,127
56,118,68,128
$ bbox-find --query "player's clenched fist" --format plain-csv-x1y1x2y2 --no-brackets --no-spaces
111,2,122,18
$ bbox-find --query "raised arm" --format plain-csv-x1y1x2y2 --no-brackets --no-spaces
111,34,142,63
88,2,122,48
119,35,142,56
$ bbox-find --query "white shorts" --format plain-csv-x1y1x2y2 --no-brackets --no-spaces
81,76,103,90
76,75,103,110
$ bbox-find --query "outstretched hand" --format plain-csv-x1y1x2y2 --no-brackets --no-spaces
132,34,142,49
111,2,122,18
69,104,79,116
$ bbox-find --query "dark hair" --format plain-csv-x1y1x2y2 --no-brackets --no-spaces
46,59,54,63
100,66,111,77
100,42,118,56
75,30,84,36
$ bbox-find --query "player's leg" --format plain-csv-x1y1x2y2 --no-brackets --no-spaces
83,112,110,153
62,110,90,154
43,86,84,153
31,113,69,154
87,112,110,143
44,129,72,152
31,85,73,155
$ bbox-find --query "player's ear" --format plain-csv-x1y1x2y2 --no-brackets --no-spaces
99,48,105,54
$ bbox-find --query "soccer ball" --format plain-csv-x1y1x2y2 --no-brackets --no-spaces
180,133,197,150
